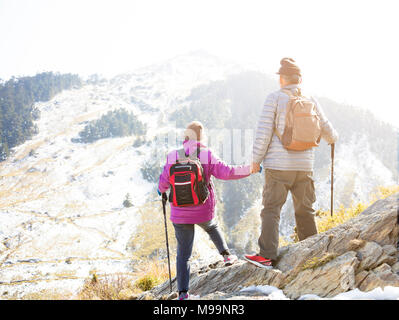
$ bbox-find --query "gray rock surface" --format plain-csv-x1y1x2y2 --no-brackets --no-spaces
147,193,399,299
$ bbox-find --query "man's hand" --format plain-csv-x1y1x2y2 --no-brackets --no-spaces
250,162,261,174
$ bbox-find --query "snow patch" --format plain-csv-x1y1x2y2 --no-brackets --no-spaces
240,285,289,300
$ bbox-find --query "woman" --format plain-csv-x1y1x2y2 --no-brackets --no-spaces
158,121,255,300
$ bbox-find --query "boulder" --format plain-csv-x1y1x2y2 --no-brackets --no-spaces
356,241,396,271
283,251,359,299
275,193,398,276
356,263,399,292
151,260,285,297
391,262,399,274
149,193,399,299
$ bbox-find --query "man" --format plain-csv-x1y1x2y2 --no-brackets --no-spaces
245,58,338,269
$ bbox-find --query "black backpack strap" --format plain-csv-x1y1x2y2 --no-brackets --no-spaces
178,147,201,161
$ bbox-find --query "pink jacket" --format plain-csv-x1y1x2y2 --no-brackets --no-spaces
158,140,251,224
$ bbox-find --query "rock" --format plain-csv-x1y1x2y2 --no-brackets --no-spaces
348,239,367,251
152,260,285,297
283,251,359,299
392,262,399,274
356,263,399,292
356,241,394,271
3,240,11,249
275,193,398,276
166,292,178,300
149,193,399,300
158,292,178,300
356,241,383,270
355,270,369,288
382,245,398,258
16,258,40,264
200,291,274,300
158,292,179,300
138,293,155,300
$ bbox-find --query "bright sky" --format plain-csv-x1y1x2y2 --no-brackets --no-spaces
1,0,398,127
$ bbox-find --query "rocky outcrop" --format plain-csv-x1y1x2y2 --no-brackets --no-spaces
283,251,359,299
147,193,398,300
355,263,399,291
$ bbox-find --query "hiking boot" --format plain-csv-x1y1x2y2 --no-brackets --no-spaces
244,254,273,269
223,254,238,266
178,291,189,300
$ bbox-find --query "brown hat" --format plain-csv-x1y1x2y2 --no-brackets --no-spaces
276,57,301,76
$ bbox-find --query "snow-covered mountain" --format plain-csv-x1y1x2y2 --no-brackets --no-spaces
0,51,246,298
0,51,396,299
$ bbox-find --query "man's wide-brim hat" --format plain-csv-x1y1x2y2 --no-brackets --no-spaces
276,57,301,76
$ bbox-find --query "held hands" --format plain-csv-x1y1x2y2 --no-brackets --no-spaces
250,162,262,174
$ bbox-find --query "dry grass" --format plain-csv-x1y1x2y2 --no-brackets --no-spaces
77,272,139,300
284,185,399,244
301,252,337,271
134,257,176,290
279,236,293,248
19,289,75,300
76,258,175,300
128,202,177,259
370,185,399,201
315,202,367,234
316,185,399,235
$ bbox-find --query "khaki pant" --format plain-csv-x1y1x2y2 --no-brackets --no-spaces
258,169,318,260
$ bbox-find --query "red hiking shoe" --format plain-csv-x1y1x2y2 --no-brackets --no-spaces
244,254,273,269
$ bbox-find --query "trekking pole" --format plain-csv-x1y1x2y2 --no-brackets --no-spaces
331,143,335,217
161,193,173,293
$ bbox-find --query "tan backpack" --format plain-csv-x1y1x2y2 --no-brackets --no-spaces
274,88,321,151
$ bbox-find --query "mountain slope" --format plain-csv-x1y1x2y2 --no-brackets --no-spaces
0,51,397,299
0,52,245,298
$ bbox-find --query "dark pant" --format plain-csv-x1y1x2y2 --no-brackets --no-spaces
258,169,317,260
173,219,228,292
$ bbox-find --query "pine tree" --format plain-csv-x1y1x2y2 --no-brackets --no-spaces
123,193,133,208
0,72,81,161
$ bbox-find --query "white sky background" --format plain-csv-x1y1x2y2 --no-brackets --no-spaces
0,0,398,128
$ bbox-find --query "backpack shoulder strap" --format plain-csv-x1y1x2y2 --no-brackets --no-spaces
282,88,302,97
176,147,201,162
275,89,295,139
282,88,294,97
176,148,187,163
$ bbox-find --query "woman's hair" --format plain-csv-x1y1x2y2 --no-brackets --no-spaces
184,121,204,142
